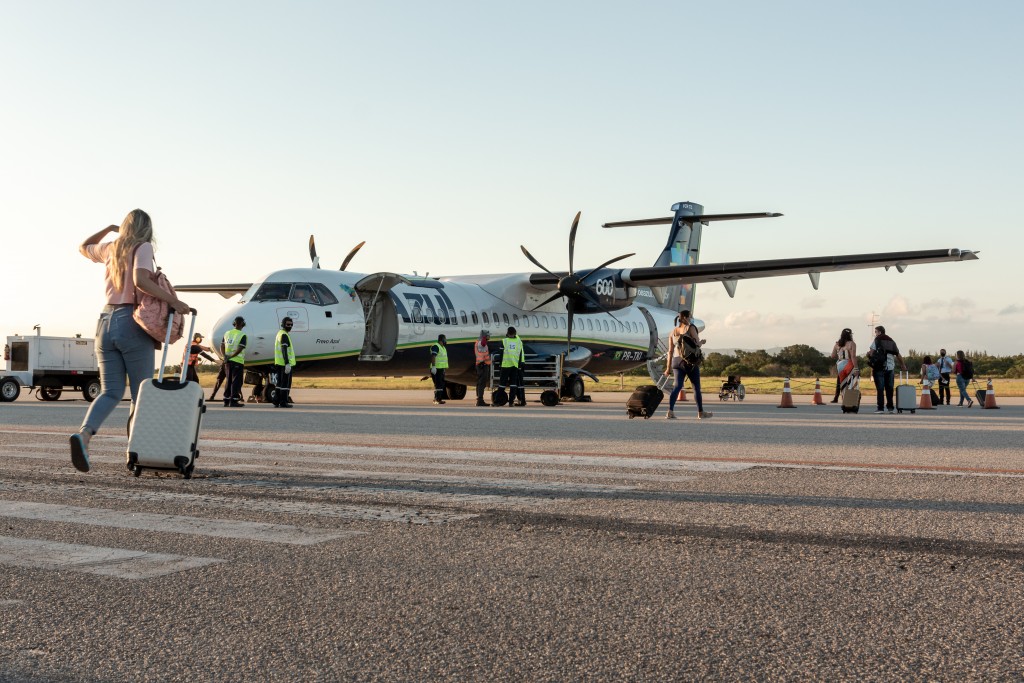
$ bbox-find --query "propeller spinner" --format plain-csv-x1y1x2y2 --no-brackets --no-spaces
521,211,634,353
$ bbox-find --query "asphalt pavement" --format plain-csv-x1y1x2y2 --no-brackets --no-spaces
1,389,1022,681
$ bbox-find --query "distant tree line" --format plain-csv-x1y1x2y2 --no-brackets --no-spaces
695,345,1024,379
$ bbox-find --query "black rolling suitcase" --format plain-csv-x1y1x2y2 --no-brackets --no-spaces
627,385,663,419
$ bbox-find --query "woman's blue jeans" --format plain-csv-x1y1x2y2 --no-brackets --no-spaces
956,374,970,404
81,306,155,435
669,363,704,412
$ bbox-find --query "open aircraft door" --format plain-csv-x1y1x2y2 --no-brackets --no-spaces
354,272,407,361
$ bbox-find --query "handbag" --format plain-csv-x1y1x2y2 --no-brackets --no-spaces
133,260,184,348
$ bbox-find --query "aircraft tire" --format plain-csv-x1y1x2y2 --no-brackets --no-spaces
445,383,467,401
491,388,508,407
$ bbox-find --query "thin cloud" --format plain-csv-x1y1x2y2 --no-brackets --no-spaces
800,297,826,309
999,304,1024,316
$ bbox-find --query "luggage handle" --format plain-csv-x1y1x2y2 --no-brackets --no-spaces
156,308,198,384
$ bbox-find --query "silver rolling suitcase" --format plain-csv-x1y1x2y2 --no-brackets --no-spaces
895,371,917,414
126,309,205,478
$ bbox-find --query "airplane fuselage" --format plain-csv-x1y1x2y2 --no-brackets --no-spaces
212,268,677,388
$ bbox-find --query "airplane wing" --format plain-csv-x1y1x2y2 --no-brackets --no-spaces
528,248,978,291
175,283,252,298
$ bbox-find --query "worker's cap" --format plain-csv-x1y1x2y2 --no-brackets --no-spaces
480,329,489,337
193,333,203,341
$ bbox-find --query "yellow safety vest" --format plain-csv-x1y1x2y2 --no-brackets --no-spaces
274,330,296,366
431,343,448,369
224,329,246,365
501,336,524,368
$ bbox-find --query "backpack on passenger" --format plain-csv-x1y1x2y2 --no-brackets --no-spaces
961,358,974,381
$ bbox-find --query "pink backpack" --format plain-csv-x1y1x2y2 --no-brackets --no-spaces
133,266,183,348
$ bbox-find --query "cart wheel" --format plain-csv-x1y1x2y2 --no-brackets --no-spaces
627,413,635,419
491,388,508,407
83,380,101,402
39,387,62,401
540,390,559,407
0,378,21,402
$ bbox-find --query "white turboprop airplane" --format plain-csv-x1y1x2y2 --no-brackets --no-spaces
177,201,978,405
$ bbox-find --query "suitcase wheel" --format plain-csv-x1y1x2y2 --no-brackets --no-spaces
132,466,142,477
627,413,635,419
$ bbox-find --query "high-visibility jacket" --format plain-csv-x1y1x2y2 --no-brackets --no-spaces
474,340,491,364
274,330,296,366
224,329,246,365
431,343,448,369
501,336,524,368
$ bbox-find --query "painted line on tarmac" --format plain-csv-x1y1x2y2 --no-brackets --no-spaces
0,599,25,606
207,441,750,474
0,501,361,545
207,479,546,506
0,535,224,579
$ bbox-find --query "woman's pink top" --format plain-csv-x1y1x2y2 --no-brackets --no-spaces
83,241,155,305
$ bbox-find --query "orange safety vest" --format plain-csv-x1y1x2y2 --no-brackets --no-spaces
474,340,491,364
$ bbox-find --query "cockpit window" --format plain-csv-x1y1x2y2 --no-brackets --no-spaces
291,284,320,305
312,283,338,305
252,283,292,301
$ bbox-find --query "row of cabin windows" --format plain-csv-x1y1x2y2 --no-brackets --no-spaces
250,284,647,336
410,304,646,335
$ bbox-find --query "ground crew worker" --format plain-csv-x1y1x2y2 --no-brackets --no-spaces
500,326,525,407
474,329,491,406
186,333,216,383
221,316,247,407
272,317,296,408
429,334,448,405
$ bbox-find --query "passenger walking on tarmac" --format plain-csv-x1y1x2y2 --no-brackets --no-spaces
664,309,712,420
273,317,295,408
500,326,526,406
474,329,491,406
920,355,941,406
186,333,216,383
429,334,448,405
954,350,975,407
936,348,955,405
867,325,907,414
69,209,191,473
221,316,247,407
208,362,227,402
829,328,858,402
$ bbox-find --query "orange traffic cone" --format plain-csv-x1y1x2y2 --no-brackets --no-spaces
984,379,1000,409
778,377,796,408
811,378,825,405
677,380,688,402
918,381,935,410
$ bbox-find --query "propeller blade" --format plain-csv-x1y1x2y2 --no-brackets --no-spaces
580,289,622,322
568,211,580,275
520,245,557,277
308,235,320,269
340,241,366,271
578,252,636,281
530,292,565,311
566,309,574,355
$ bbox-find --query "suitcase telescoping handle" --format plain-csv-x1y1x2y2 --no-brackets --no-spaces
156,308,198,384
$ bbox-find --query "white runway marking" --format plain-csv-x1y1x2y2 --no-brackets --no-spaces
0,599,25,606
0,501,361,545
0,535,224,579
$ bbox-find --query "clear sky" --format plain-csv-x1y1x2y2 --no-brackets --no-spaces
2,1,1021,360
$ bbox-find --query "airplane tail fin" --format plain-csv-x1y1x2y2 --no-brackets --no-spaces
603,203,782,313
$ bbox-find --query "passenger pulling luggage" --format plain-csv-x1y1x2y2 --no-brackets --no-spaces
895,371,917,414
126,309,206,478
627,385,663,419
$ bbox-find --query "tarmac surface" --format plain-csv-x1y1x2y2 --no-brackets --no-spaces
1,388,1023,681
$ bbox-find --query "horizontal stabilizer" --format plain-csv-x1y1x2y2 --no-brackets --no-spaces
602,212,782,228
